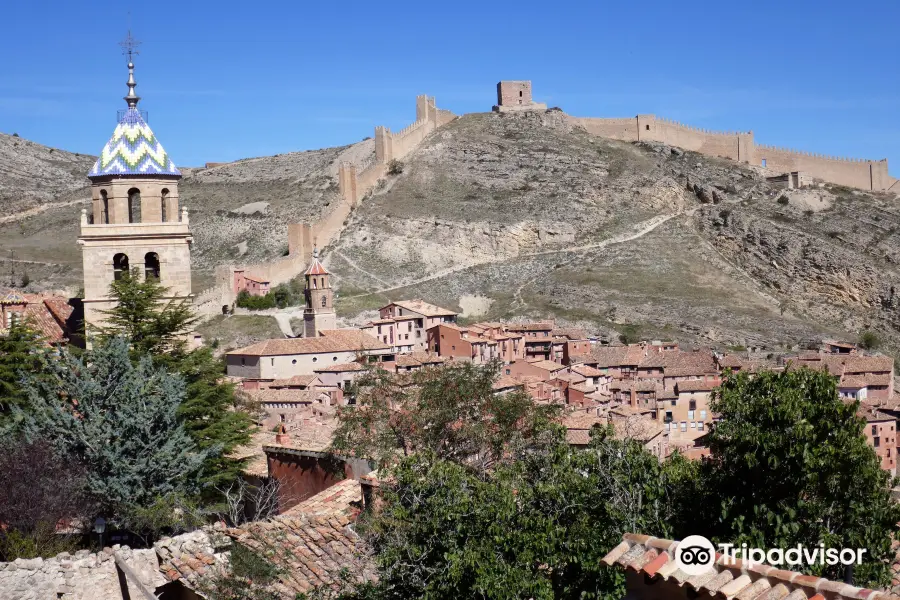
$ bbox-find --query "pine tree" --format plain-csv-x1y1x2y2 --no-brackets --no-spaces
17,337,208,513
95,268,198,355
96,270,254,493
0,319,46,426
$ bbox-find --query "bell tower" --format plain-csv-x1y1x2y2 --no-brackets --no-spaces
78,38,193,331
303,248,336,337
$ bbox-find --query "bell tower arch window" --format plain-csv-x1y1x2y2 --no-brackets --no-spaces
100,189,109,224
113,253,130,281
161,189,169,222
144,252,160,280
321,295,327,307
127,188,141,223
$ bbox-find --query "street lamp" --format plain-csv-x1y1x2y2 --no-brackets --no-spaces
93,517,106,550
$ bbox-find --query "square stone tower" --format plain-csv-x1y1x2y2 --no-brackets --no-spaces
303,248,336,338
79,58,193,332
493,81,547,112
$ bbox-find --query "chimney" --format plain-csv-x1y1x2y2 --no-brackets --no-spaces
630,386,637,408
275,424,290,446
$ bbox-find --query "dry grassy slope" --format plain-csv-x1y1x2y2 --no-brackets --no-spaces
0,130,373,291
327,110,899,350
0,131,95,210
182,139,374,277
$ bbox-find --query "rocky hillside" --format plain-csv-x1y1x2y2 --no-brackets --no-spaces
4,112,900,352
326,110,900,351
0,131,372,291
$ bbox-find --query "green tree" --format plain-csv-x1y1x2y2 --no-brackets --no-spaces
859,330,881,350
331,360,559,471
96,268,198,355
98,271,254,494
694,368,900,587
17,337,208,515
359,427,681,600
0,319,45,424
617,323,641,344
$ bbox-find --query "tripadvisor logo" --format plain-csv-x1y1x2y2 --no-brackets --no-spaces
675,535,716,576
675,535,868,575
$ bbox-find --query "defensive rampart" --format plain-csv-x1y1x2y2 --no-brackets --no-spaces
193,95,456,316
574,114,896,192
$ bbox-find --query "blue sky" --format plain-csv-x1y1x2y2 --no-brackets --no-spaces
2,0,898,171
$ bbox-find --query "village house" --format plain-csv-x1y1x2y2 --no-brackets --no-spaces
314,361,368,392
427,322,501,363
795,351,895,403
226,329,394,379
661,378,720,442
232,268,271,297
859,405,897,476
363,299,457,351
0,290,78,346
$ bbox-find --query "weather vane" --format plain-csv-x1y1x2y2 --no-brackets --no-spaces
119,29,141,63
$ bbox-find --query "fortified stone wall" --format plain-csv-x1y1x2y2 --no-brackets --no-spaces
192,95,456,316
574,114,895,191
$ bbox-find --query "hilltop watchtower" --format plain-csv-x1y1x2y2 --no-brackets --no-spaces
493,81,547,113
78,55,193,331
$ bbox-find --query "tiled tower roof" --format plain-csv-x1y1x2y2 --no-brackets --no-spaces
88,107,180,178
305,247,329,276
88,58,180,179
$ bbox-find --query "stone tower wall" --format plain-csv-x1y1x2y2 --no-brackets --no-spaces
574,114,896,191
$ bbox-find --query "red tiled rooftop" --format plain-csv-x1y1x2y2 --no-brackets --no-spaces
603,533,895,600
388,299,457,317
228,329,390,356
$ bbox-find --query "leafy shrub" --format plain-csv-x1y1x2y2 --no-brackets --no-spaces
236,290,276,310
859,330,881,350
387,159,404,175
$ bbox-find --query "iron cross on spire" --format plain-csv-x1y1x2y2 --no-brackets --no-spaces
119,29,141,63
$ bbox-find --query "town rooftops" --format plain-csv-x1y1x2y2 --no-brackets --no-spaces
506,322,554,332
571,363,605,378
227,330,390,356
388,299,457,317
270,374,319,388
676,379,720,393
610,416,665,442
0,292,74,345
528,359,568,372
603,532,896,600
591,345,645,368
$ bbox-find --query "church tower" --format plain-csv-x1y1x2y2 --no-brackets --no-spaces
303,248,336,337
78,51,192,330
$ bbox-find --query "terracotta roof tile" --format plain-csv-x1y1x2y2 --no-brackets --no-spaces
677,379,720,393
388,299,456,317
603,533,888,600
228,330,390,356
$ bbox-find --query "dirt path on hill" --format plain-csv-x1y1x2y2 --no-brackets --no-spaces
0,198,86,224
333,251,393,287
342,211,685,300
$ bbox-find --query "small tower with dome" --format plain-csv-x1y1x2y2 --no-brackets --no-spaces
303,247,336,337
78,37,193,330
